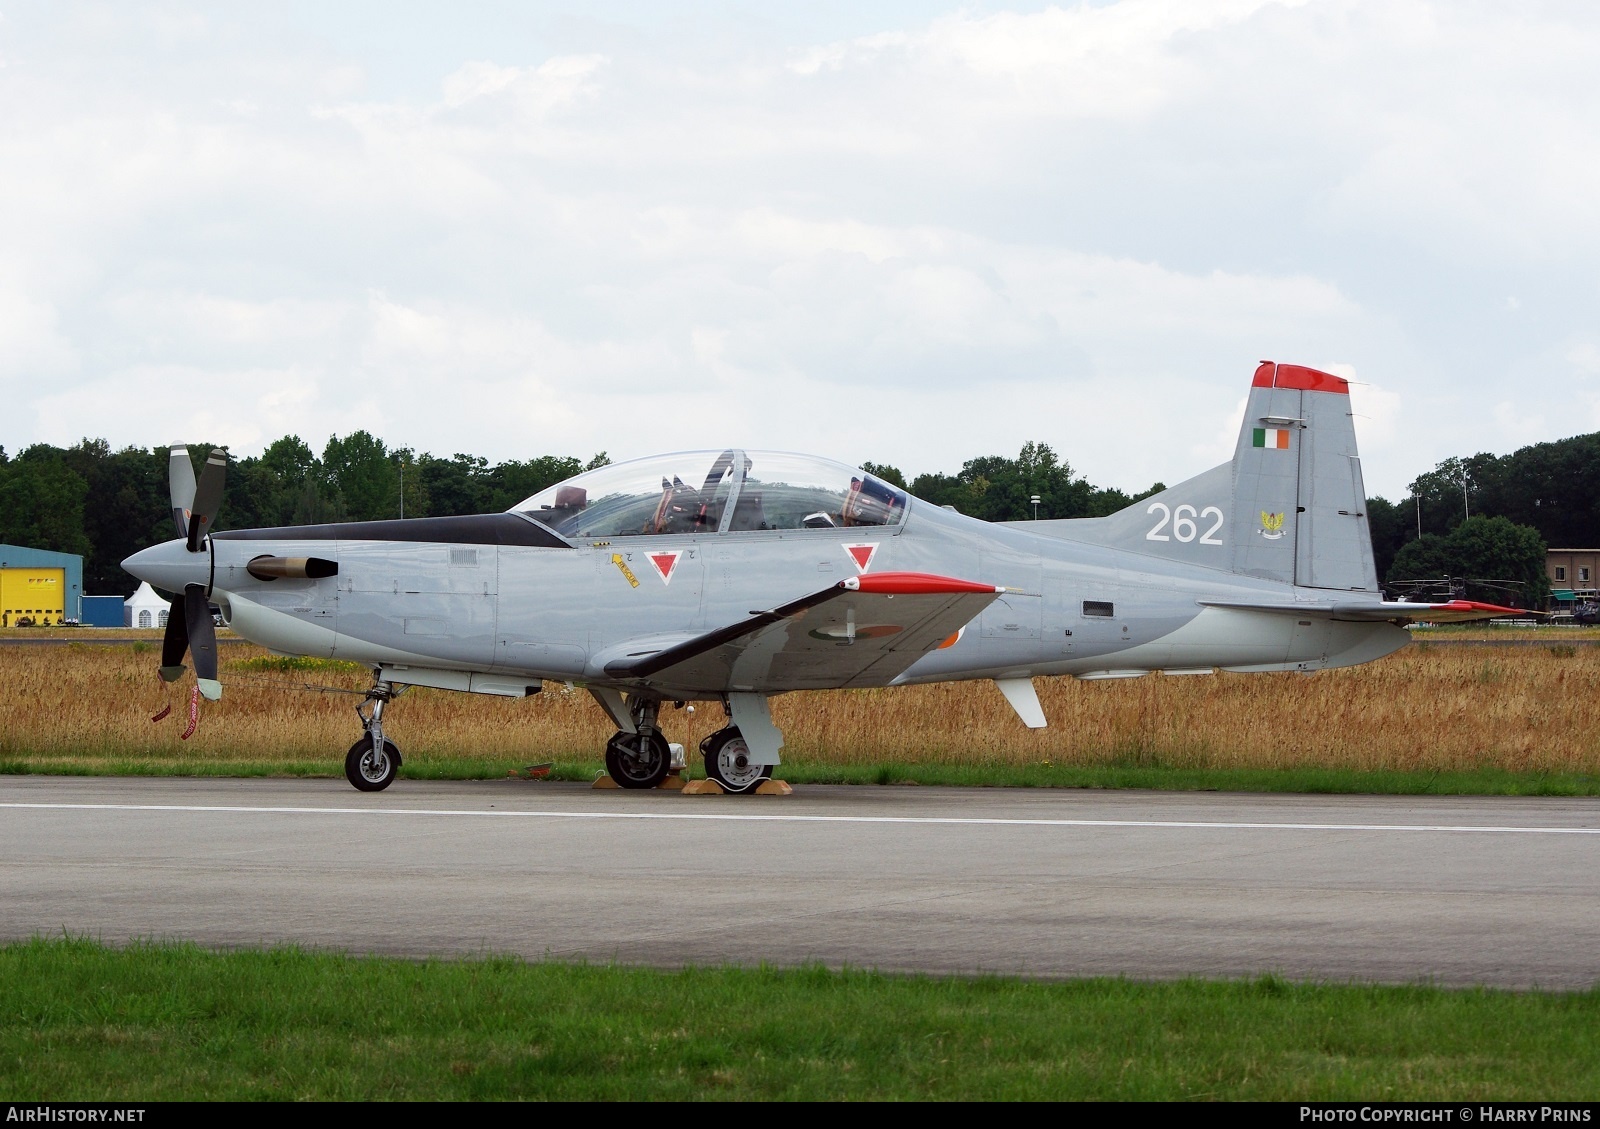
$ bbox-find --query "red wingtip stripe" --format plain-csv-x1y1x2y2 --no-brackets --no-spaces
1430,600,1524,617
843,572,1000,596
1252,361,1350,395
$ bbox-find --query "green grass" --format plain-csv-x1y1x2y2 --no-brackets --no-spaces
766,762,1600,795
2,938,1596,1100
230,655,368,674
6,755,1600,796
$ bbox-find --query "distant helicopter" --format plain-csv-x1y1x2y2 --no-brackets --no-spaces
1385,577,1528,611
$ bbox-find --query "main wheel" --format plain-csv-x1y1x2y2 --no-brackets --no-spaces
701,727,772,795
345,734,401,792
604,729,672,789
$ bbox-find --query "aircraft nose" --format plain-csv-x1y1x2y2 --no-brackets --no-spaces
122,539,209,592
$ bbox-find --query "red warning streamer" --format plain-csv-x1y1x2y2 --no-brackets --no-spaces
180,684,200,741
150,673,172,723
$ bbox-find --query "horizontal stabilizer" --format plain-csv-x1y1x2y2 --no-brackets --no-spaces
1199,598,1522,624
602,571,1001,693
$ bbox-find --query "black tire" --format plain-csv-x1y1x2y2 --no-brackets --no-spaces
345,734,401,792
604,729,672,789
701,727,773,795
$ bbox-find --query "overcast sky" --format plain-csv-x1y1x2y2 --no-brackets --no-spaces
2,1,1597,500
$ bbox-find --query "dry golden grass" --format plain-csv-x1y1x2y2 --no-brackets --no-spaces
2,639,1599,776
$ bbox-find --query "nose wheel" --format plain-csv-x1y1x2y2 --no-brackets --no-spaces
700,726,772,795
346,733,400,792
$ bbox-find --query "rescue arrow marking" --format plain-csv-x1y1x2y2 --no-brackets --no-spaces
611,554,639,588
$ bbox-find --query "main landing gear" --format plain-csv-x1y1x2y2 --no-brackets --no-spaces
699,726,772,795
346,679,405,792
604,696,673,789
598,698,771,794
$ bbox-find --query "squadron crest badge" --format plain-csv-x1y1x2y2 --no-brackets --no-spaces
1259,511,1286,540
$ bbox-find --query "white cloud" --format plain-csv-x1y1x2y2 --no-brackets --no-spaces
439,54,607,113
0,288,77,380
1,1,1598,499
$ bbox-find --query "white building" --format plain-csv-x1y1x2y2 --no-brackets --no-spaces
124,581,169,629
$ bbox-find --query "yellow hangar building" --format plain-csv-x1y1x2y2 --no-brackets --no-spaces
0,544,84,626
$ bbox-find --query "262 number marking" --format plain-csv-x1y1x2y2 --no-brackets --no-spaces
1146,502,1224,545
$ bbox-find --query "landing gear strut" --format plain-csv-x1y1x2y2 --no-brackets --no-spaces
346,679,404,792
603,696,672,789
700,726,773,794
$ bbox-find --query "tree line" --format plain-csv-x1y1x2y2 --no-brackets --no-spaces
0,430,1585,603
0,436,609,594
0,435,1168,595
1364,434,1600,606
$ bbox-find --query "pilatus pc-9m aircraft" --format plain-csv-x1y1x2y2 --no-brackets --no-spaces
124,362,1513,793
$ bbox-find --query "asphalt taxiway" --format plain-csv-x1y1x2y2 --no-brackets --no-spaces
4,775,1598,987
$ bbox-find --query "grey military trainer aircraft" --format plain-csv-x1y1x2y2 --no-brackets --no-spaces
124,361,1515,793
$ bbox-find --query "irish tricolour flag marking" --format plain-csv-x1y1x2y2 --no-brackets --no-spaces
1252,428,1291,450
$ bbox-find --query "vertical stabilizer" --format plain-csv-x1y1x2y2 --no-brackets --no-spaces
1017,360,1380,593
1230,361,1378,591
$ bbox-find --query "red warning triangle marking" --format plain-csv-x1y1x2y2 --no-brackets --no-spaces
844,543,878,573
647,550,682,586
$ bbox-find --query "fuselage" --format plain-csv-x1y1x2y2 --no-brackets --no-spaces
124,372,1440,792
122,481,1409,699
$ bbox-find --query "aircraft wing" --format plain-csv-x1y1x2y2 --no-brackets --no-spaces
602,572,1003,693
1199,598,1523,624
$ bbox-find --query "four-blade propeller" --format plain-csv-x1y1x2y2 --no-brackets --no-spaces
159,445,227,702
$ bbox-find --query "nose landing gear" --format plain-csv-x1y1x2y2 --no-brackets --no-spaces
346,679,404,792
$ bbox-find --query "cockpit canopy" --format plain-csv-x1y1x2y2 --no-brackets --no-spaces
514,450,909,539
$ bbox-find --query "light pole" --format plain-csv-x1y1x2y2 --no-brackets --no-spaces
1031,494,1041,520
399,461,407,519
1461,474,1470,521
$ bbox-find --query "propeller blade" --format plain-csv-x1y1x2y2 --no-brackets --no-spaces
158,595,188,683
186,449,227,552
184,583,221,701
169,445,197,540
